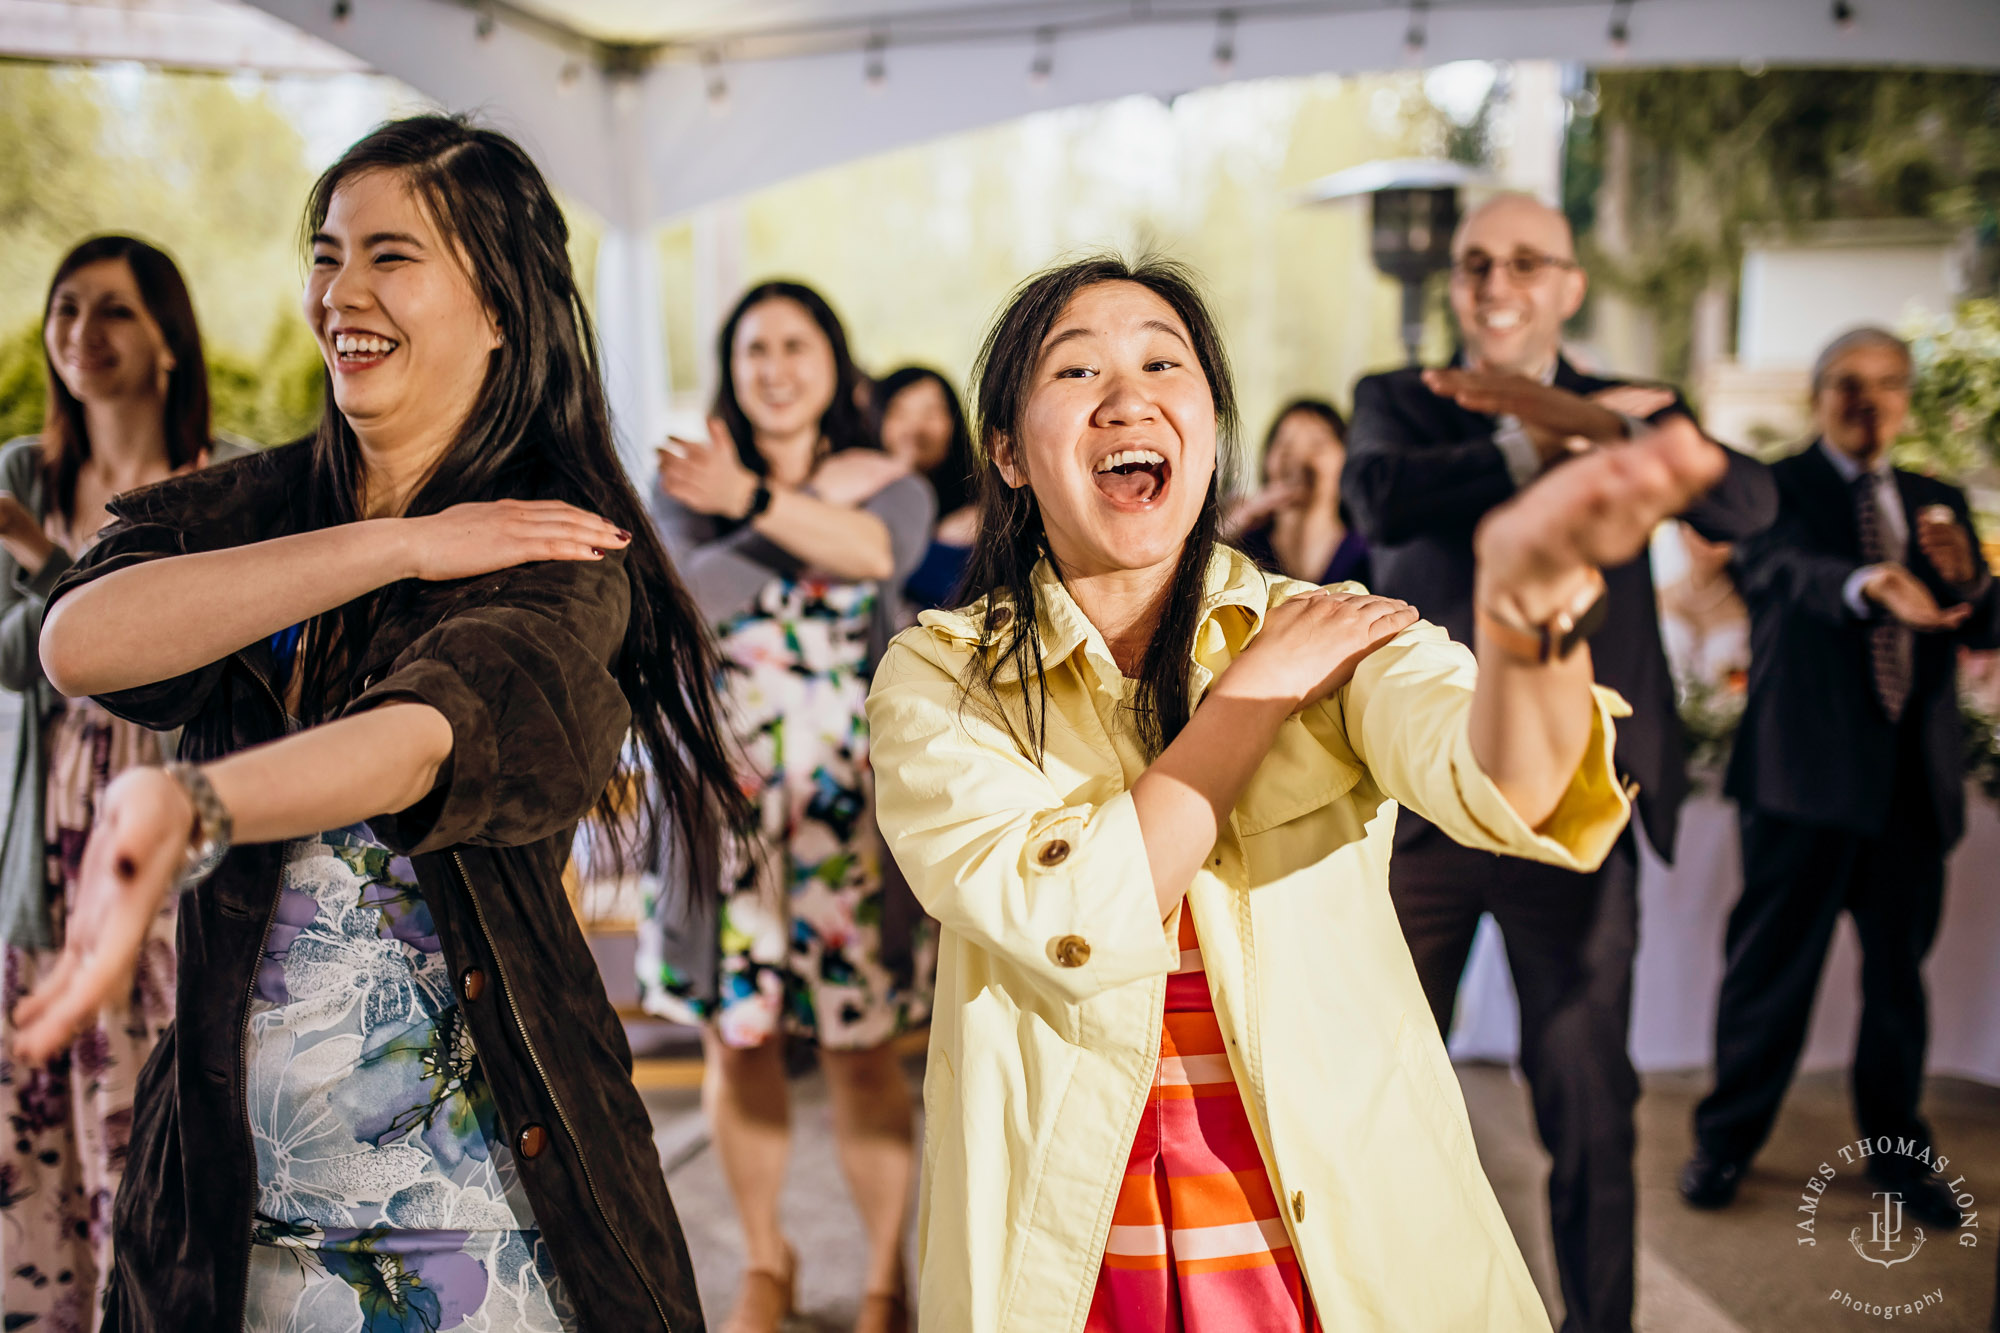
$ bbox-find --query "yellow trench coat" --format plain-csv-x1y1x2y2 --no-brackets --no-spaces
864,548,1632,1333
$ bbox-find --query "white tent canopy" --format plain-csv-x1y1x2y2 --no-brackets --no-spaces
11,0,2000,459
231,0,2000,227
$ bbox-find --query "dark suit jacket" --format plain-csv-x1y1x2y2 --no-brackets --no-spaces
1724,443,2000,849
1344,356,1779,860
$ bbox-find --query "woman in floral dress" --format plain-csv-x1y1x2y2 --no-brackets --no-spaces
10,117,738,1333
645,281,935,1333
0,235,214,1332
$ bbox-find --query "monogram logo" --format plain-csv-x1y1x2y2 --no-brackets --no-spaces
1849,1190,1926,1268
1799,1137,1981,1320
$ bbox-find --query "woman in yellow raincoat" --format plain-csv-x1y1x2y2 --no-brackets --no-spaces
865,255,1723,1333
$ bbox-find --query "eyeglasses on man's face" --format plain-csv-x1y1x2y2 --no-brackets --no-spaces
1450,250,1581,285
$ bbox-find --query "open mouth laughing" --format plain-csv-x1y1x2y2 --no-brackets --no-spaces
1092,447,1171,509
331,330,400,370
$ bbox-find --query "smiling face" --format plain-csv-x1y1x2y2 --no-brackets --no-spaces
1814,340,1912,467
304,168,501,454
994,280,1216,582
1264,408,1345,501
730,296,838,448
44,258,176,407
1449,194,1586,378
881,376,956,474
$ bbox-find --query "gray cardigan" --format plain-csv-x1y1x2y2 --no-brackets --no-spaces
0,435,248,948
652,469,936,665
0,437,77,949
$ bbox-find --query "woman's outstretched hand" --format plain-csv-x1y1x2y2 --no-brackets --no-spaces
10,767,191,1067
399,499,630,582
1221,590,1420,712
1475,417,1727,629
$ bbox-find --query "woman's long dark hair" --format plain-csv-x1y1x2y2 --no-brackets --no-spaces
958,255,1238,763
876,365,975,518
1260,397,1346,472
40,235,209,523
1257,396,1355,528
711,280,875,476
295,114,747,888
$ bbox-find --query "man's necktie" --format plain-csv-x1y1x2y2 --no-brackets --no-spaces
1853,473,1913,721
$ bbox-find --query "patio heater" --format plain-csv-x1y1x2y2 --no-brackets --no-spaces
1299,159,1489,365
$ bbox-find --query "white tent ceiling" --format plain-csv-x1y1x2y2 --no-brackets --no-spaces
225,0,2000,229
9,0,1997,465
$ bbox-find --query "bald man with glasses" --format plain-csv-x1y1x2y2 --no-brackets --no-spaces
1344,192,1777,1333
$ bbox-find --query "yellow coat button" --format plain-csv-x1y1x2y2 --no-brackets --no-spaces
1036,839,1071,867
1050,935,1092,968
1291,1190,1305,1222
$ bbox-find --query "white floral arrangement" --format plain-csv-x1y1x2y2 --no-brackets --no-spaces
1678,669,1749,792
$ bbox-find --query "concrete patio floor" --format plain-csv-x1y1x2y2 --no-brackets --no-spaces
637,1043,1999,1332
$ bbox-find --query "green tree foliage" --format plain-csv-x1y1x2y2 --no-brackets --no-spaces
1571,69,2000,381
0,62,325,448
0,323,45,444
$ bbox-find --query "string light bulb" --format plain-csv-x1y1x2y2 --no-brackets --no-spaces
702,47,730,112
865,30,888,89
1608,0,1632,54
330,0,351,26
1029,27,1055,87
1212,11,1237,78
1402,1,1428,59
1832,0,1857,30
474,7,495,41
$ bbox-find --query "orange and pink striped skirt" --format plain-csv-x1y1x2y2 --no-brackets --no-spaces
1085,909,1321,1332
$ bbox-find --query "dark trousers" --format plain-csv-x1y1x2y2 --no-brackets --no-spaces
1390,816,1640,1333
1694,723,1945,1169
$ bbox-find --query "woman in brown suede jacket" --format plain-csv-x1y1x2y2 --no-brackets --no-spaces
13,117,741,1332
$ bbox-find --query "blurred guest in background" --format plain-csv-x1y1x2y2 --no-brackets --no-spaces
1225,398,1371,587
647,280,934,1333
0,234,212,1328
1684,328,1999,1228
876,364,978,610
1344,191,1777,1333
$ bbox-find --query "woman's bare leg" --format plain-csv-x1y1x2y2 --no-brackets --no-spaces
702,1027,795,1279
818,1042,916,1296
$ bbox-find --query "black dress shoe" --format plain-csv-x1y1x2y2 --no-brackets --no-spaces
1869,1169,1964,1231
1680,1151,1746,1208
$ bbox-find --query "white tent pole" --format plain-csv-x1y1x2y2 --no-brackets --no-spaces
595,78,672,487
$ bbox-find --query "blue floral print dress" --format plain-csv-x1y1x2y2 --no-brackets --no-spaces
242,823,574,1333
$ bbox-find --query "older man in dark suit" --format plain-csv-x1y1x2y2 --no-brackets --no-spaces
1681,327,1999,1230
1344,192,1777,1333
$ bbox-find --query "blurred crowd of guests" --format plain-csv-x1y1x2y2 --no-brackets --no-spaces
3,199,1997,1333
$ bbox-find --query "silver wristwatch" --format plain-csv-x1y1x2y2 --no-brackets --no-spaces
162,762,233,888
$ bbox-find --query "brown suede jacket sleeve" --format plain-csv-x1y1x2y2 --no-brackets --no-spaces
341,550,633,855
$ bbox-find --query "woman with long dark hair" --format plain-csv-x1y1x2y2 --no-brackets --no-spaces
864,255,1725,1331
875,365,978,610
1224,398,1370,587
0,233,212,1329
641,281,933,1333
13,116,741,1332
